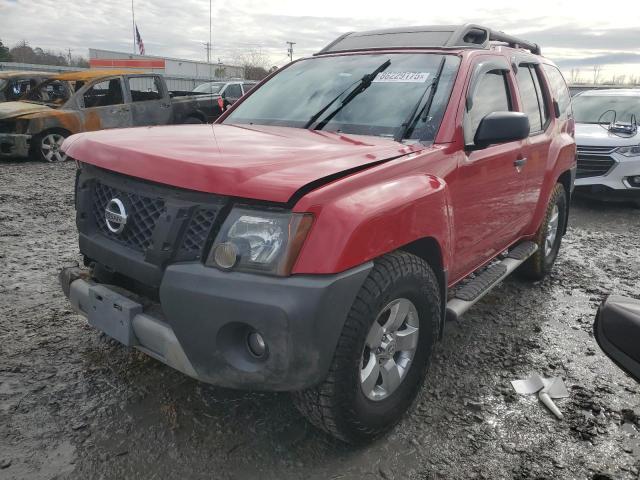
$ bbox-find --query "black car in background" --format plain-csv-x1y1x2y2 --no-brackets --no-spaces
192,80,257,117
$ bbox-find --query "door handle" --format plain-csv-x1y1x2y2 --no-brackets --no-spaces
514,157,528,168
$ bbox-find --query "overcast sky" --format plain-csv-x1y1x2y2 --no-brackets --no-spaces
1,0,640,81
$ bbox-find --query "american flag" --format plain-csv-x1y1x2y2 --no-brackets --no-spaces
135,24,145,55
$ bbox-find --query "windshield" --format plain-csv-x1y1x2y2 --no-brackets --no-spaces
572,95,640,124
193,82,225,94
223,53,460,141
24,79,71,106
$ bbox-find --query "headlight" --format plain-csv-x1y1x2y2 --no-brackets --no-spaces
616,145,640,157
205,207,313,276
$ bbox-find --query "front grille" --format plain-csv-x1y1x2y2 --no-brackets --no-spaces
576,145,616,179
92,182,166,251
576,145,616,155
181,208,218,253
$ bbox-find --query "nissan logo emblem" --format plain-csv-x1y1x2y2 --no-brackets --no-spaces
105,198,128,234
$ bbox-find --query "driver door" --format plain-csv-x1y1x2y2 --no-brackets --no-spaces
450,60,530,280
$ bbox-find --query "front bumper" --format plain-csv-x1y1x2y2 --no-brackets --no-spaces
60,262,372,391
0,133,31,158
575,153,640,191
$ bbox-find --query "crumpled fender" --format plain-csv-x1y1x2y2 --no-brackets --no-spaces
292,166,451,275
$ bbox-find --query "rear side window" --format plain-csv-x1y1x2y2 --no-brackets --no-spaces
242,83,256,93
530,67,549,127
225,84,242,98
128,76,163,102
516,66,542,131
83,79,124,108
515,65,549,133
542,64,571,118
466,71,511,143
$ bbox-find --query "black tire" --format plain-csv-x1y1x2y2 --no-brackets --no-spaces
31,130,69,162
183,116,205,124
517,183,567,280
293,251,440,443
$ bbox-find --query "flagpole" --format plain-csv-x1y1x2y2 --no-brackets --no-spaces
209,0,212,81
132,0,136,54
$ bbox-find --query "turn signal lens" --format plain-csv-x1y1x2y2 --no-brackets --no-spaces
212,242,239,270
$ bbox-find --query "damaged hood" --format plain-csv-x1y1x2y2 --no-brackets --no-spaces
63,124,422,203
0,101,53,121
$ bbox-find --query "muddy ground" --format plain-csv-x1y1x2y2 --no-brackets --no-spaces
1,159,639,480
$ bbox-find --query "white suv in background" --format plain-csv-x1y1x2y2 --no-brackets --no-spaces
573,89,640,206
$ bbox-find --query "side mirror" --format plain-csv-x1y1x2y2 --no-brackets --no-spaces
473,111,530,148
594,295,640,383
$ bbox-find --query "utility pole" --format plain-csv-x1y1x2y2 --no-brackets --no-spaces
286,41,296,62
67,48,72,65
203,42,211,63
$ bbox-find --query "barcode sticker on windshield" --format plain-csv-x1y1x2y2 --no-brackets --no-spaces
372,72,430,83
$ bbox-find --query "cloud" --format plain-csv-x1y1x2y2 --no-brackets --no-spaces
555,52,640,68
1,0,639,77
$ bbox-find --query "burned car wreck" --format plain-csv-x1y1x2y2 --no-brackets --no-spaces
0,69,221,162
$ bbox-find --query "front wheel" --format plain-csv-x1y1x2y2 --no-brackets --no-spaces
32,131,69,162
293,251,440,443
518,183,567,280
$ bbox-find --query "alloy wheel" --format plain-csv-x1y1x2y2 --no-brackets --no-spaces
41,133,67,162
545,204,560,256
360,298,420,401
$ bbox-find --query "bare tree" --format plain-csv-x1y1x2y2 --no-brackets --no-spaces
8,39,88,67
232,48,271,80
592,65,602,85
569,68,581,84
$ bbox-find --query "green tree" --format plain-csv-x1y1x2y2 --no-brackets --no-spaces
0,39,12,61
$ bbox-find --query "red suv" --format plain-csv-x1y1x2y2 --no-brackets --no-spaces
60,24,576,443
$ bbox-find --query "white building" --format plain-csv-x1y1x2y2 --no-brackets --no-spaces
88,49,245,90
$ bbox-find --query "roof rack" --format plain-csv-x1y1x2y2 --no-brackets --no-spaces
316,24,541,56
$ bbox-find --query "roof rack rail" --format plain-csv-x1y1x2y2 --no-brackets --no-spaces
316,24,541,56
488,29,541,55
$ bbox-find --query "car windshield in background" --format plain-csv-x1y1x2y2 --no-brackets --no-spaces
193,82,225,94
24,79,71,106
223,53,460,141
572,95,640,124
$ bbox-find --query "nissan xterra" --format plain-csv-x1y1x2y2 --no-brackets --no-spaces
59,25,577,443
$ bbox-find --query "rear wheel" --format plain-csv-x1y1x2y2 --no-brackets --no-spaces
293,251,440,443
518,183,567,280
32,131,69,162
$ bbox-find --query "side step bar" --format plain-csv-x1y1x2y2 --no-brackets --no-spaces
446,241,538,322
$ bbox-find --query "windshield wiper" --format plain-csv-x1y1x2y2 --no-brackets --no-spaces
304,59,391,130
394,56,447,142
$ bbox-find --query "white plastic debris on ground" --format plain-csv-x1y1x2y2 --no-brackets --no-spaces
511,374,570,419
